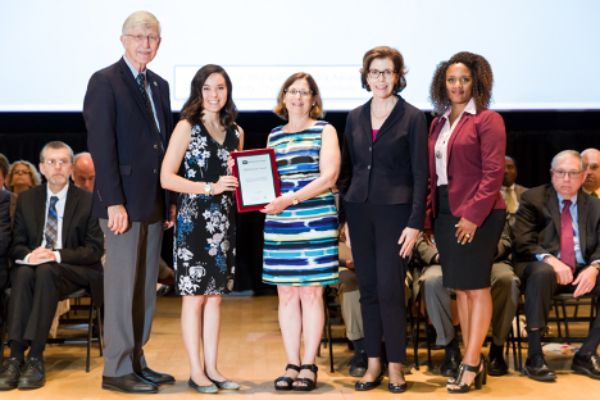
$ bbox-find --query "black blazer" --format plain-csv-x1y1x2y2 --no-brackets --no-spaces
83,58,174,221
338,96,428,230
0,190,11,289
9,184,104,302
511,184,600,277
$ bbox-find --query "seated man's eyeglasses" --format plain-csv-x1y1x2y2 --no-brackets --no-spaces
553,169,582,179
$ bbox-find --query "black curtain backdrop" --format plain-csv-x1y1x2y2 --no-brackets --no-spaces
1,110,599,293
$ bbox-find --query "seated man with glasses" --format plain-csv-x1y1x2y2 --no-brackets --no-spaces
0,141,103,390
512,150,600,382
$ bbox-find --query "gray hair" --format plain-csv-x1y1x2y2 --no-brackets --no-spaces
551,150,585,172
122,11,161,36
40,141,74,163
73,152,92,166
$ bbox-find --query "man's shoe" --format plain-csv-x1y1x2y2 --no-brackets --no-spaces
440,348,462,377
572,352,600,380
102,373,159,393
349,351,368,377
138,367,175,385
18,358,45,389
0,358,23,390
524,354,556,382
488,353,509,376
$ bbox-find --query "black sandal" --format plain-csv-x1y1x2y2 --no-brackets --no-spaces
292,364,318,391
447,355,487,393
274,364,300,391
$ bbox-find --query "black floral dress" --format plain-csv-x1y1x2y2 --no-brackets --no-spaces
174,122,239,295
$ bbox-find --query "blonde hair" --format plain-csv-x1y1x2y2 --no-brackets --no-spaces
122,11,161,36
7,160,42,191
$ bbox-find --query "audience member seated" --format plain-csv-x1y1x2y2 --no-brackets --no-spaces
337,225,366,377
0,141,104,390
512,150,600,382
0,153,18,223
6,160,42,195
0,190,10,292
582,148,600,198
71,152,96,193
412,218,519,377
501,156,527,225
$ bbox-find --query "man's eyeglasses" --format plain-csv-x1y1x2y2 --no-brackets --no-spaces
126,34,160,43
44,159,71,166
553,170,582,179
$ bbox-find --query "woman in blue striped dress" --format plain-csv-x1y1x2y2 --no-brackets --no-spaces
261,73,340,391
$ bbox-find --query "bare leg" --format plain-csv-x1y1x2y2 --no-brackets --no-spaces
456,290,470,346
203,295,230,382
362,357,382,382
293,286,324,387
181,295,212,386
388,362,405,385
450,288,492,388
276,286,302,386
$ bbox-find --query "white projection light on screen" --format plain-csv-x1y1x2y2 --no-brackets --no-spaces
0,0,598,112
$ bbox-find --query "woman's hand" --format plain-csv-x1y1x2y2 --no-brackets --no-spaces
226,156,235,174
213,175,238,195
260,195,293,214
455,217,477,244
398,227,419,258
423,228,435,247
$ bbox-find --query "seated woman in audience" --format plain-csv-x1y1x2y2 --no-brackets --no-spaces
262,73,340,392
426,51,506,393
6,161,41,194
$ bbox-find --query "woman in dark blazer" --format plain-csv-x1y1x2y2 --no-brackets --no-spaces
338,46,428,393
426,51,506,393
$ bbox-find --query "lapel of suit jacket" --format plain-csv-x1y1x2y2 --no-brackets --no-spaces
34,186,47,246
374,96,405,143
446,113,472,166
546,185,561,245
118,58,157,133
147,70,166,139
62,184,78,248
577,190,588,258
359,99,372,142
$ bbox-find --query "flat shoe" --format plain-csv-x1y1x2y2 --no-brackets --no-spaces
188,378,218,394
389,382,408,393
355,372,384,391
210,378,240,390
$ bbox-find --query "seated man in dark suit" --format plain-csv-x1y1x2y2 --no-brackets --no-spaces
0,190,10,292
412,217,519,377
512,150,600,382
0,141,103,390
501,156,527,225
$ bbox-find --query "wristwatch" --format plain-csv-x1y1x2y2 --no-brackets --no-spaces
291,194,300,205
204,183,212,196
590,262,600,272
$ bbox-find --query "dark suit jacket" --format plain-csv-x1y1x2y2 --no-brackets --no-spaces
427,109,506,227
9,184,104,301
511,184,600,277
338,96,428,230
83,57,174,222
0,190,11,289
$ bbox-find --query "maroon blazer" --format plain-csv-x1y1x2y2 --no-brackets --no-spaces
427,108,506,227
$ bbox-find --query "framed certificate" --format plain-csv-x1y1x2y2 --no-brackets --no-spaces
230,148,282,212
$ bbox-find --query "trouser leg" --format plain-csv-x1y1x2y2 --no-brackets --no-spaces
490,262,520,346
422,265,455,346
7,266,36,346
521,261,557,330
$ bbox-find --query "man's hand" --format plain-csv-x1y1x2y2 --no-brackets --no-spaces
29,247,57,263
545,256,574,285
164,204,176,230
573,266,599,297
107,204,129,234
346,259,354,270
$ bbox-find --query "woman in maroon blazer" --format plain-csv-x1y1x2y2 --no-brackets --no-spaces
426,52,506,393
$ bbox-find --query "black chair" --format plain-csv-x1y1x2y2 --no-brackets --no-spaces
0,288,103,372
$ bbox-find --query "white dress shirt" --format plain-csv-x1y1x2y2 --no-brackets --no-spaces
435,97,477,186
24,184,68,263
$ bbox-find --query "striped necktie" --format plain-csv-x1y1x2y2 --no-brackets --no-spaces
44,196,59,250
136,73,164,154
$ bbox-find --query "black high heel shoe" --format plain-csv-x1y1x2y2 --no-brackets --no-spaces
274,364,300,391
292,364,318,391
447,355,487,393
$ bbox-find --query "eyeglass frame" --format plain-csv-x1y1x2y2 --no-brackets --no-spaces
368,69,397,80
284,88,314,97
43,159,71,167
125,34,160,43
552,169,583,179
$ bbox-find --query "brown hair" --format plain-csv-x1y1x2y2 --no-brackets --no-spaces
180,65,238,129
273,73,323,120
360,46,407,94
429,51,494,114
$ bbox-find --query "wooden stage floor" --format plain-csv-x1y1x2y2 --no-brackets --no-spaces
2,295,600,399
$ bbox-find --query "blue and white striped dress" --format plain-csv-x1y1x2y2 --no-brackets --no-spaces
262,121,339,286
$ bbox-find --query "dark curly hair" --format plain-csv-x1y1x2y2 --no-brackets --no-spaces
360,46,407,94
429,51,493,114
180,64,237,129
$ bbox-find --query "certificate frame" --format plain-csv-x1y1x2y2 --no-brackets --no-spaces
230,148,282,213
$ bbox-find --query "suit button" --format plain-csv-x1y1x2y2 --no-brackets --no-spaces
448,176,453,181
154,169,158,174
368,165,371,170
154,144,158,149
369,146,372,152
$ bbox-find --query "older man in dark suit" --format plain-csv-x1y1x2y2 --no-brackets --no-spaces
83,10,175,394
0,142,103,390
512,150,600,382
